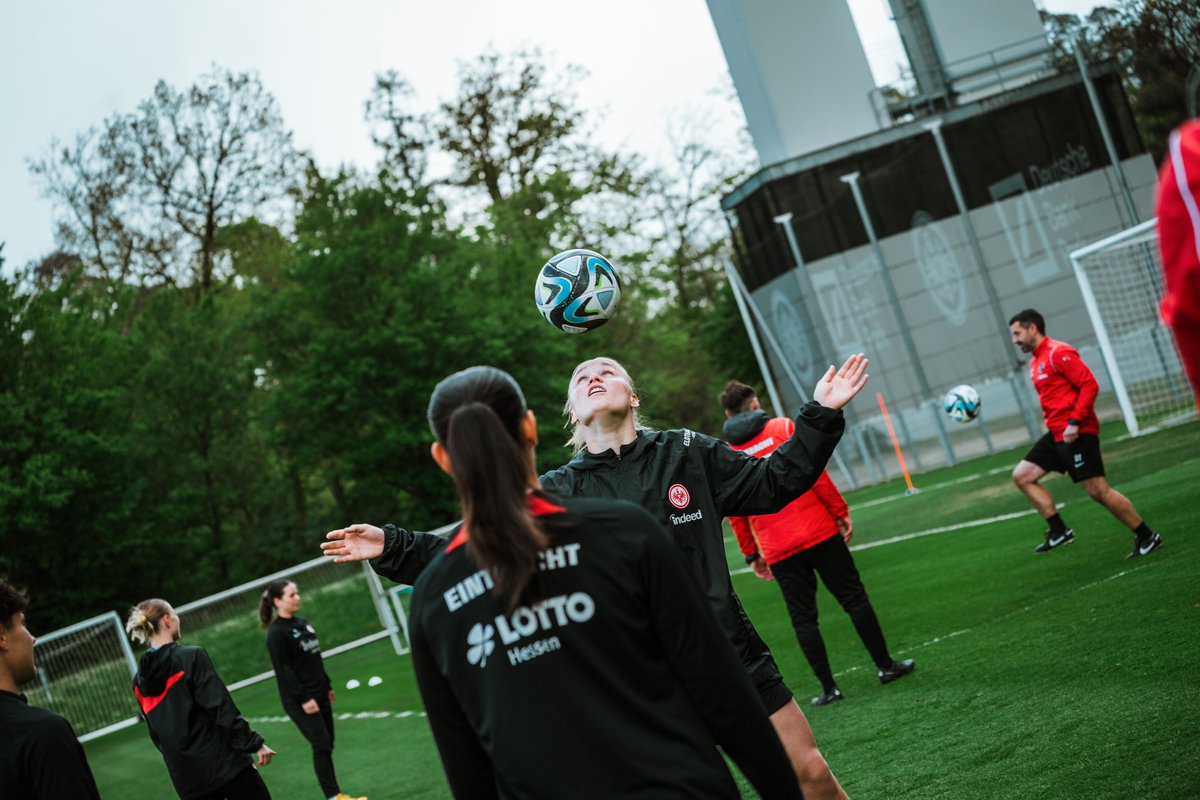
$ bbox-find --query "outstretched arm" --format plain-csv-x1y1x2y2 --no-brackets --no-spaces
324,523,451,585
322,524,387,562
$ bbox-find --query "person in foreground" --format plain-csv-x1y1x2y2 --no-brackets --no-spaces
0,579,101,800
325,355,870,799
126,598,276,800
260,581,365,800
720,381,914,708
1156,118,1200,405
342,365,805,798
1009,309,1164,559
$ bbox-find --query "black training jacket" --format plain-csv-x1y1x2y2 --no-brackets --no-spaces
266,615,331,708
133,643,264,799
409,492,803,800
373,400,844,673
0,690,101,800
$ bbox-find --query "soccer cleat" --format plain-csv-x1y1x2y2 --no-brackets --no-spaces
333,794,368,800
878,659,915,685
1125,531,1163,560
1034,528,1075,553
811,688,845,707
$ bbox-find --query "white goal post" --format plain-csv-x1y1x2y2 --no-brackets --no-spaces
22,611,140,742
1070,219,1194,436
174,556,406,693
22,554,408,742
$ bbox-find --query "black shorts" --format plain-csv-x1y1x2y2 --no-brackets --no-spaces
1023,432,1105,482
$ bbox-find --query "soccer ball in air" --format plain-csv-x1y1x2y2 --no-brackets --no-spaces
534,249,622,334
943,384,982,423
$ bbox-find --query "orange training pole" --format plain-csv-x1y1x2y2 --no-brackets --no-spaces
876,392,916,496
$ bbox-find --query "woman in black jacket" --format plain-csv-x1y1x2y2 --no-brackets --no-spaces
325,355,868,800
326,365,804,799
260,581,364,800
126,599,274,800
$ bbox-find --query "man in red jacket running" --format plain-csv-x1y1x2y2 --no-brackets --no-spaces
720,381,914,708
1009,309,1164,559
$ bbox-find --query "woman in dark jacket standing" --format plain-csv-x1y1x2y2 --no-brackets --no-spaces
126,598,274,800
260,581,364,800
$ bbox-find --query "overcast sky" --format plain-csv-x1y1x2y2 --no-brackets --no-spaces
0,0,1102,272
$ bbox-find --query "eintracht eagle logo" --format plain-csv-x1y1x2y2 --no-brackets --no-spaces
668,484,690,509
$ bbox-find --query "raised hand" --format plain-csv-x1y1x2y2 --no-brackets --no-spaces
812,353,869,410
321,524,385,563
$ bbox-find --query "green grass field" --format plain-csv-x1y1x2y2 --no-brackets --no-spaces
85,419,1200,798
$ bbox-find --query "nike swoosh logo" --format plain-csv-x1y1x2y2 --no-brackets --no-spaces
1139,542,1158,555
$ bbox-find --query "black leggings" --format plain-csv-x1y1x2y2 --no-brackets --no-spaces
193,764,272,800
284,700,338,797
771,533,893,691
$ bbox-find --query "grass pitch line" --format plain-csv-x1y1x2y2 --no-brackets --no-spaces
853,466,1011,510
729,506,1056,576
245,710,426,724
847,506,1051,552
827,559,1169,680
831,628,973,679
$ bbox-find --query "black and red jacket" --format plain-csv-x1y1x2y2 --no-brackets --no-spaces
408,491,802,799
371,400,845,679
133,643,264,799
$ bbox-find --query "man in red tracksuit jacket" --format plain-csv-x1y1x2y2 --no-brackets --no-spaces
1009,309,1164,559
720,381,913,708
1156,118,1200,406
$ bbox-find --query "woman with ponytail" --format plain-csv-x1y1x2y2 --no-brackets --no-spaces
323,366,802,799
260,581,364,800
126,599,275,800
326,355,868,800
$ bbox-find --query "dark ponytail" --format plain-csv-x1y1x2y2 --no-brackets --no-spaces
259,580,291,629
428,367,546,609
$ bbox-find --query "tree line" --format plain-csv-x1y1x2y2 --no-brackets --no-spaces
5,0,1196,631
1,50,761,631
1041,0,1198,161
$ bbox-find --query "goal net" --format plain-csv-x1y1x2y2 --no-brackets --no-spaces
21,611,140,741
21,556,406,743
1070,219,1194,435
175,557,404,692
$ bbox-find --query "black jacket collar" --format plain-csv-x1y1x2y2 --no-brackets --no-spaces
568,429,653,470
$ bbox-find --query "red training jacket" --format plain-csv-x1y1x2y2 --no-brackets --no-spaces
1028,336,1100,441
1156,119,1200,400
727,416,848,565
